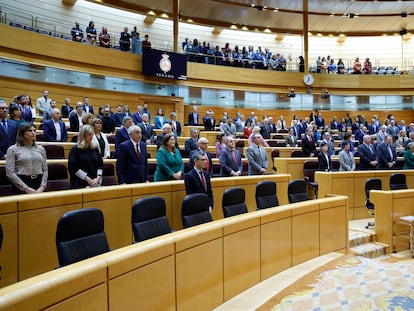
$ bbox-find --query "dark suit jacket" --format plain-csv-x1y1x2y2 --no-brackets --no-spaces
318,152,332,171
116,140,148,184
138,123,154,143
301,136,317,156
219,147,242,176
82,104,94,115
203,117,216,131
0,119,18,159
184,168,213,208
171,120,182,137
61,105,73,118
190,149,213,177
185,138,198,152
376,142,397,169
357,143,376,170
188,112,199,125
115,127,130,150
69,113,81,132
43,119,68,142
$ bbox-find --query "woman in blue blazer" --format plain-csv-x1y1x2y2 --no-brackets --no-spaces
153,108,168,129
154,133,184,181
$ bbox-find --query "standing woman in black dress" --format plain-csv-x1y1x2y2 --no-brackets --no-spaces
68,125,103,188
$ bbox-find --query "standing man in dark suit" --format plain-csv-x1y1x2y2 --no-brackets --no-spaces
170,111,182,137
116,125,148,184
190,137,213,177
0,99,18,160
246,133,268,175
188,106,199,126
138,113,154,145
115,116,134,151
185,151,213,210
69,103,86,132
82,97,94,115
61,98,73,119
376,134,397,169
302,126,317,157
203,110,216,131
43,108,68,142
357,135,377,170
185,128,199,153
219,136,243,177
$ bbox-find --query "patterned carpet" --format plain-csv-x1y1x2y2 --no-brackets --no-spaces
257,254,414,311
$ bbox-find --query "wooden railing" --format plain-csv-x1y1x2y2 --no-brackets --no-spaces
0,194,348,310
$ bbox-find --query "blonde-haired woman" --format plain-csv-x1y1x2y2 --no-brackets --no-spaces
91,118,110,158
68,125,103,188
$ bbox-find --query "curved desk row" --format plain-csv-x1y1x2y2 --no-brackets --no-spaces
0,194,348,310
0,174,289,286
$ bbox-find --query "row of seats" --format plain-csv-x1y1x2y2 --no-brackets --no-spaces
365,173,408,229
0,163,116,196
55,179,310,267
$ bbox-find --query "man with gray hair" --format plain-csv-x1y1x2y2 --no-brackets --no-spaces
357,134,377,170
376,134,396,169
138,113,154,145
219,136,242,177
190,137,213,176
156,122,178,149
115,115,134,151
43,108,68,142
116,125,148,184
246,133,268,175
170,111,181,137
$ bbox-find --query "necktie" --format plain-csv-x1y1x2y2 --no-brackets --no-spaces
231,150,237,164
136,143,141,160
205,154,210,172
199,171,207,191
1,119,7,133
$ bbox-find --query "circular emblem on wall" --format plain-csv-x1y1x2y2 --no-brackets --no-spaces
159,53,171,74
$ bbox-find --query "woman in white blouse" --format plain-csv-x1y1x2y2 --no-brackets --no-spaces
92,118,110,158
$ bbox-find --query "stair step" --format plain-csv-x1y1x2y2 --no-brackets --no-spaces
348,230,376,247
348,242,388,258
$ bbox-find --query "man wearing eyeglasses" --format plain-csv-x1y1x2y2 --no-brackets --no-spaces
0,99,19,160
185,151,213,211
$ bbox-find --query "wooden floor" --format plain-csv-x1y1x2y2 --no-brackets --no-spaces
213,219,374,311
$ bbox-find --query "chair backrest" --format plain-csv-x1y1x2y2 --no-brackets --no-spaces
56,208,110,267
365,178,382,211
181,193,212,228
102,162,117,186
303,160,319,182
0,166,13,196
288,180,309,203
43,144,65,159
45,179,70,192
390,173,407,190
0,223,3,251
131,196,171,242
291,150,305,157
47,163,68,180
255,181,279,210
222,187,248,217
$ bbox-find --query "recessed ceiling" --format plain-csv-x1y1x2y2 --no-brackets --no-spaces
88,0,414,36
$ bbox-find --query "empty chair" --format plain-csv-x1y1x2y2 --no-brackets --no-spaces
291,150,305,157
390,173,407,190
106,134,116,144
303,160,319,198
56,208,110,267
0,166,13,196
222,187,248,217
37,28,49,35
43,144,65,159
9,21,23,28
45,163,69,191
132,196,172,242
364,178,382,229
102,162,117,186
181,193,212,228
288,179,310,203
255,181,280,210
24,25,36,32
